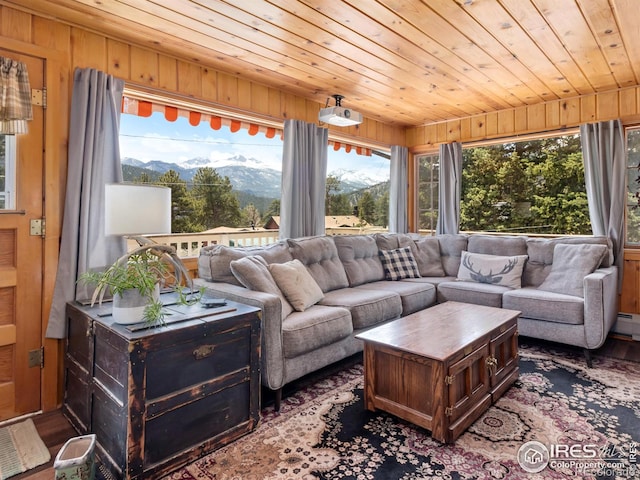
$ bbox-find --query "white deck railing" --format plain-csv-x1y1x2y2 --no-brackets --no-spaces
138,226,391,258
132,227,564,259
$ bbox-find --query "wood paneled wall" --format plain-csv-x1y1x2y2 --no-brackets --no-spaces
406,86,640,148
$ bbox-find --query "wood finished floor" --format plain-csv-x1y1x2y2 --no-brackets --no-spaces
8,334,639,480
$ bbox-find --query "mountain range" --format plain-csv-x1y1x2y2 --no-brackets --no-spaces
121,155,384,199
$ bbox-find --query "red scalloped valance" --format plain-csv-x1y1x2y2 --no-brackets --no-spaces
122,96,371,156
122,97,282,139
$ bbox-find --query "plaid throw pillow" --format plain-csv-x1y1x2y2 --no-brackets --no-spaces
379,247,421,281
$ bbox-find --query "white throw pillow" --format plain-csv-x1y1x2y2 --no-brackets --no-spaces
457,251,528,289
268,259,324,312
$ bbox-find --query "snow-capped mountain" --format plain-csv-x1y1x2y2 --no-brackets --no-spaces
121,156,383,199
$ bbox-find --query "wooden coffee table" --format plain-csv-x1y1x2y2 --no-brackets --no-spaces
356,301,520,443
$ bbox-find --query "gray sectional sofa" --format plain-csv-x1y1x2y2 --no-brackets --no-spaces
195,233,618,408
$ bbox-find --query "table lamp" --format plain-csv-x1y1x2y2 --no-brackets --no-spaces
105,183,171,238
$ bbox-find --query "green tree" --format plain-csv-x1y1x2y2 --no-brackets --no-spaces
241,203,262,229
156,169,202,233
460,135,591,235
191,167,242,229
263,199,280,223
627,129,640,243
528,150,590,234
325,175,342,215
134,171,152,183
375,191,389,227
358,191,376,224
325,175,354,215
329,193,352,215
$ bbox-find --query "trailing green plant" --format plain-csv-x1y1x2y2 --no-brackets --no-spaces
142,298,166,325
80,241,198,327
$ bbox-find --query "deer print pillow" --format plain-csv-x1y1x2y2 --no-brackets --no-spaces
457,251,528,289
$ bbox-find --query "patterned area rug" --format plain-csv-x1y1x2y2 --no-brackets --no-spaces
164,344,639,480
0,418,50,480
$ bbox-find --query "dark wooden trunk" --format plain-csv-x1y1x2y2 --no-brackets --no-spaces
63,295,261,479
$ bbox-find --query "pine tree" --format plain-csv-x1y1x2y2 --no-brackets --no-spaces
155,170,201,233
191,167,242,229
358,191,376,224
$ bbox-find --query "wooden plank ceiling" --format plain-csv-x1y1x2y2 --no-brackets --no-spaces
13,0,640,127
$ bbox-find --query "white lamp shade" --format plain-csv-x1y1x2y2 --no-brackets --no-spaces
105,184,171,235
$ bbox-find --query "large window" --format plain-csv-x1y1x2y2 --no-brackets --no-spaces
416,134,592,236
0,135,16,210
119,106,390,233
626,128,640,244
460,134,591,235
416,153,439,232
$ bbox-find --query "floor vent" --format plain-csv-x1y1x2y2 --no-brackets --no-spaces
613,313,640,341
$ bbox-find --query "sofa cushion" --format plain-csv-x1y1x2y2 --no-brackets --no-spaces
468,234,528,256
457,251,528,289
320,287,402,329
373,233,402,250
503,288,584,325
404,276,458,288
269,259,324,312
333,235,385,286
282,305,353,358
437,281,508,308
398,236,445,277
379,247,421,280
355,280,436,316
198,241,293,285
537,243,608,298
438,234,469,276
229,255,294,320
287,236,349,293
524,236,613,287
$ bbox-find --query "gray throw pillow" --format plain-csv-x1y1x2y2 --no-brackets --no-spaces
230,255,294,319
269,259,324,312
457,251,528,289
398,236,445,277
537,243,608,298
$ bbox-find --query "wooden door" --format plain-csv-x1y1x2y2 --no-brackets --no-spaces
0,49,44,421
446,344,490,422
489,324,519,390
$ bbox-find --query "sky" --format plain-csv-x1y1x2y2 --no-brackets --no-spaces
118,112,391,183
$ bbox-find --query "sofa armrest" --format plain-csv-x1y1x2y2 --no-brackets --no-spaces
194,279,285,390
583,266,618,349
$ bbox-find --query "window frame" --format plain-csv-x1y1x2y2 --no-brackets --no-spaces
414,151,440,234
0,134,16,210
625,125,640,246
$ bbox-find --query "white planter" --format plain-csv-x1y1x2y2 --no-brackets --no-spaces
112,284,160,325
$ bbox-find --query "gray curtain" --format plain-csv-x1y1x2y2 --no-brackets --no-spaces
46,68,125,338
436,142,463,234
580,119,625,282
279,119,328,239
389,145,408,233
